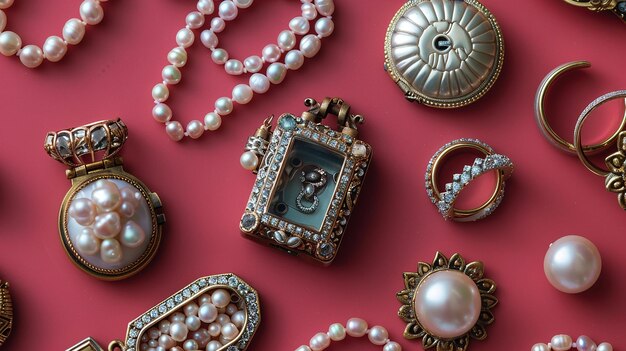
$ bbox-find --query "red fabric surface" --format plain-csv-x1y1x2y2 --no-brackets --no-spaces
0,0,625,350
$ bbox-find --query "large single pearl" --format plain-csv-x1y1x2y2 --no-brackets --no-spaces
92,181,122,211
413,270,481,339
199,303,218,323
0,0,13,10
69,198,97,225
206,341,222,351
240,151,259,170
186,11,204,29
211,48,229,65
219,0,238,21
93,212,122,239
309,332,330,351
383,341,402,351
75,228,100,255
62,18,86,45
301,3,317,20
204,112,222,131
169,321,188,342
346,318,368,337
231,310,245,328
289,16,310,35
0,31,21,56
597,343,613,351
266,63,287,84
225,59,244,75
531,343,550,351
19,44,43,68
249,73,270,94
221,322,238,340
368,326,389,345
211,289,231,308
176,28,194,48
328,323,345,341
232,84,253,104
0,9,6,32
285,50,304,70
277,30,296,51
79,0,104,25
100,238,122,263
243,55,263,73
314,0,335,16
234,0,253,8
168,47,187,67
119,221,146,248
300,34,321,58
315,17,334,37
576,335,597,351
186,120,204,139
43,36,67,62
262,44,281,63
200,30,218,49
544,235,602,293
197,0,214,15
215,97,233,115
152,83,169,102
551,334,573,351
153,103,172,123
162,65,182,85
165,121,184,141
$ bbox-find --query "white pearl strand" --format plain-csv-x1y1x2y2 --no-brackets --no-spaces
139,289,247,351
295,318,402,351
151,0,336,141
0,0,107,68
532,334,613,351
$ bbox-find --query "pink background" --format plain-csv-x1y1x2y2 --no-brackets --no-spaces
1,0,625,350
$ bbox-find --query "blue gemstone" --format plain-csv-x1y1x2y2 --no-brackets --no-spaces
279,115,297,130
618,2,626,13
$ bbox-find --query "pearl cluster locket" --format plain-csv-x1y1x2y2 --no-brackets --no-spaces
45,119,165,280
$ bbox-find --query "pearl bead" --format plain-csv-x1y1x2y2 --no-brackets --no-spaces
43,36,67,62
368,326,389,345
544,235,602,293
0,10,5,32
120,221,146,248
183,301,199,316
597,343,613,351
383,341,402,351
170,347,183,351
225,59,244,75
169,321,188,342
240,151,259,170
206,341,222,351
551,335,573,351
576,336,597,351
168,47,187,67
249,73,270,94
289,17,310,35
215,97,233,116
158,320,171,334
531,343,550,351
243,55,263,73
94,212,122,239
158,335,175,348
170,312,186,323
199,303,218,323
211,48,229,65
92,182,122,211
309,332,330,351
153,103,172,123
165,121,185,141
75,228,100,255
191,329,211,348
328,323,345,341
277,30,296,51
186,11,204,29
19,44,43,68
216,313,230,325
69,198,97,225
219,0,238,21
185,315,201,331
162,65,182,84
182,339,198,351
148,328,160,339
79,0,104,25
315,17,334,37
0,0,13,10
315,0,335,16
285,50,304,70
413,270,481,339
100,239,122,263
208,322,221,337
231,310,245,328
204,112,222,130
346,318,368,337
198,293,211,305
301,3,317,20
221,322,238,340
200,30,218,49
63,18,86,45
232,84,253,104
210,17,225,32
262,44,281,63
197,0,214,15
234,0,253,8
176,28,194,48
119,199,137,216
266,63,287,84
0,31,21,56
186,120,204,139
300,34,321,58
152,83,169,102
295,346,312,351
211,289,231,308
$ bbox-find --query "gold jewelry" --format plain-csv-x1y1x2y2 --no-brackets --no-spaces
535,61,626,154
562,0,626,23
574,91,626,209
239,97,371,264
45,119,165,280
66,274,260,351
425,139,513,221
384,0,504,108
0,280,12,347
397,252,497,351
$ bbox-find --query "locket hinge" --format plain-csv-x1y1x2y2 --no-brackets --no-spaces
66,157,124,179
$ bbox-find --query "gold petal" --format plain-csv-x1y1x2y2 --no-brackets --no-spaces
619,192,626,210
481,294,498,309
476,279,496,294
605,152,626,173
618,131,626,151
478,310,495,325
396,289,413,305
433,252,449,269
453,335,470,351
470,323,488,340
422,334,438,349
398,304,415,323
448,253,466,271
403,272,422,290
418,262,432,276
605,173,625,193
464,261,484,280
403,322,426,339
437,340,454,351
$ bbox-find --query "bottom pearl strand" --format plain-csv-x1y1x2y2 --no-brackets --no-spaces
295,318,402,351
532,334,613,351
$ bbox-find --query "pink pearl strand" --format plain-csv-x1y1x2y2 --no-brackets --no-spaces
294,318,402,351
532,334,613,351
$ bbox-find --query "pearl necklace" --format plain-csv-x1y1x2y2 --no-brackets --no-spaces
295,318,402,351
150,0,336,141
0,0,107,68
532,334,613,351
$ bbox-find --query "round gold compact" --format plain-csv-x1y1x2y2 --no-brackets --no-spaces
384,0,504,108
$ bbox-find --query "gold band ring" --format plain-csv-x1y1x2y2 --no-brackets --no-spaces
535,61,626,154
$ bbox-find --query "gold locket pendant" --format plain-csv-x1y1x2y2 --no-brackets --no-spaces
45,119,165,280
239,97,372,265
66,274,261,351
